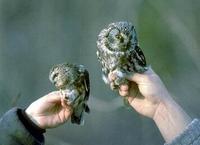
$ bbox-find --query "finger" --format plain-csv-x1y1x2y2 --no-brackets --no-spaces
127,73,144,83
61,97,68,108
60,92,72,106
43,91,62,103
119,90,129,96
119,84,129,96
108,72,116,82
127,96,135,104
60,90,67,100
128,97,144,111
119,84,129,91
61,97,73,111
126,66,154,83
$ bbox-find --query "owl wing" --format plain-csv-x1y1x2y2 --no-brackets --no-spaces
127,45,147,73
70,67,90,125
97,49,110,83
83,69,90,101
81,69,90,114
134,45,146,67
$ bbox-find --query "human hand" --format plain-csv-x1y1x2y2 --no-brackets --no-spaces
110,67,170,118
25,91,73,129
110,67,192,142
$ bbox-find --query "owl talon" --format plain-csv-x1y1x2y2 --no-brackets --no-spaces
65,90,78,104
110,70,127,88
110,83,118,90
60,90,66,100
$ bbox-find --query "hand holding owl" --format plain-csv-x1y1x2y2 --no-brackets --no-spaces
15,21,192,144
8,21,192,145
112,67,171,118
97,21,147,90
49,63,90,125
25,91,73,129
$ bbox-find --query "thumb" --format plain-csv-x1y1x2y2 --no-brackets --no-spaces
126,66,154,83
43,91,62,103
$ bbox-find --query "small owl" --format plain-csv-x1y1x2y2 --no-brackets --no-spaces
96,21,147,90
49,63,90,125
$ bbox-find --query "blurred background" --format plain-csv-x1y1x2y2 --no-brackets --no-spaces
0,0,199,144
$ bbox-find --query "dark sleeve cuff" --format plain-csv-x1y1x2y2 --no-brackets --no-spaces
17,108,46,140
0,107,45,145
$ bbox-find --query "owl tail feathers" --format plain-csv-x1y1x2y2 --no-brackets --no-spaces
84,104,90,113
71,114,84,125
71,104,90,125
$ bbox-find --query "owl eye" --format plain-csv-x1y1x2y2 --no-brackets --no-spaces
52,73,59,80
116,35,120,39
116,34,124,42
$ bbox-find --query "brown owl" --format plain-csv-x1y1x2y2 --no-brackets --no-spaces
49,63,90,125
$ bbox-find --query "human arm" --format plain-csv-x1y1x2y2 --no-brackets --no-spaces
0,107,45,145
0,91,72,145
25,91,72,129
111,67,197,143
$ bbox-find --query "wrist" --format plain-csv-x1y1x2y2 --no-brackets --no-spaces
17,109,46,135
153,93,173,121
25,108,44,129
153,95,192,143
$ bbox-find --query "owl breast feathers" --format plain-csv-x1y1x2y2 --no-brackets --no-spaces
96,21,147,89
49,63,90,125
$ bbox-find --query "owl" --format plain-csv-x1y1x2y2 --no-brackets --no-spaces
49,63,90,125
96,21,147,90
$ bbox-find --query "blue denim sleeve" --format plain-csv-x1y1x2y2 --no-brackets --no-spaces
165,119,200,145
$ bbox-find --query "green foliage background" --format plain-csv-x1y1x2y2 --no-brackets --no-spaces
0,0,199,144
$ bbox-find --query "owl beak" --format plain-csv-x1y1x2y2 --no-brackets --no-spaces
119,36,124,43
53,81,56,85
52,80,57,86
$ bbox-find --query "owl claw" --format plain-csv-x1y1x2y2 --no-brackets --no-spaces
109,70,128,88
110,82,118,90
60,89,78,105
60,90,66,100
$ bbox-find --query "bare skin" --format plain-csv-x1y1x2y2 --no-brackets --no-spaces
25,67,192,143
25,91,72,129
110,67,192,143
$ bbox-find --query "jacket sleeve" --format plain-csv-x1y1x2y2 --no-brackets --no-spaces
165,119,200,145
0,108,45,145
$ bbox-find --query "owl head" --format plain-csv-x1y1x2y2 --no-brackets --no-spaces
97,21,138,52
49,63,74,89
